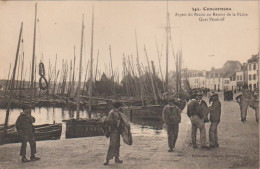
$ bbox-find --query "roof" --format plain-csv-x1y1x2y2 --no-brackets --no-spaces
248,54,259,63
221,60,242,76
223,72,236,78
209,68,222,73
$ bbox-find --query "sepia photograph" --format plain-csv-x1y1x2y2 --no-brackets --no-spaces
0,0,259,169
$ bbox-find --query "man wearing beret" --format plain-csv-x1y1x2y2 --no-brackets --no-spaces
16,106,40,162
162,99,182,152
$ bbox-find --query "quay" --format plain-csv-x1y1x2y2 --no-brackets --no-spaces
0,95,258,169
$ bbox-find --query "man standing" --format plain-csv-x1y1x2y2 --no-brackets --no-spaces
15,106,40,162
208,93,221,148
236,89,250,122
162,99,182,152
249,90,259,122
187,93,207,149
103,102,124,165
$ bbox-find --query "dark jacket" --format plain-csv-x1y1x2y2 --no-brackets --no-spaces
200,100,210,123
15,112,35,135
187,99,203,119
162,105,182,125
209,99,221,122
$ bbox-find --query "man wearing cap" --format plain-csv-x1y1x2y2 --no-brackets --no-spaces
162,99,182,152
15,106,40,162
236,89,250,122
208,93,221,148
104,102,124,165
187,93,207,149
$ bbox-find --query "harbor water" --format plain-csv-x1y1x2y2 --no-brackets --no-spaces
0,108,167,139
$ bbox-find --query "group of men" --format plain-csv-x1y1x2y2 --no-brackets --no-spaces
162,92,221,151
15,89,260,166
15,94,220,165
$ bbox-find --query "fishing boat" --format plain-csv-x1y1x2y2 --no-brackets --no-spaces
122,98,186,121
65,8,104,139
65,119,103,138
0,123,62,144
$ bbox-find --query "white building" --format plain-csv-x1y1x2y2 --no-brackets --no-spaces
205,68,223,91
247,54,259,90
223,72,237,91
189,76,206,88
186,70,207,89
236,63,248,91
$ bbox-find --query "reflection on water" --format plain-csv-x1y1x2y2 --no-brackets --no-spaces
0,107,166,138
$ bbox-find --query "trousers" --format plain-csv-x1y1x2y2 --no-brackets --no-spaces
106,129,120,160
167,124,179,149
20,133,36,157
190,115,206,146
240,102,248,121
209,122,219,146
255,106,259,122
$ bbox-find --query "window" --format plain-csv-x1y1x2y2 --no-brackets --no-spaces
249,75,252,80
254,84,256,89
237,76,239,81
215,73,218,77
249,64,252,71
253,74,256,80
240,75,242,81
253,63,256,70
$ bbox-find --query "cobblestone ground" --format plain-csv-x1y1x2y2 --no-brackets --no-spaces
0,93,259,169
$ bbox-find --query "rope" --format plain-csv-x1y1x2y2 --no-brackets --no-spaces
39,62,48,90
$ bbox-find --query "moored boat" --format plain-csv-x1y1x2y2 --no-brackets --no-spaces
65,119,104,138
0,123,62,145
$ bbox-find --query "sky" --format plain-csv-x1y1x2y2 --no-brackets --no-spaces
0,1,258,81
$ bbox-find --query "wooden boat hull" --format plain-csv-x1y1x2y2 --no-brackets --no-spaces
122,105,164,121
0,123,62,145
65,119,104,138
122,100,186,121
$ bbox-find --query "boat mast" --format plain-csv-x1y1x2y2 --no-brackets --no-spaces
76,14,84,120
94,50,99,82
176,51,179,98
165,1,169,91
88,6,94,118
4,63,12,95
155,36,166,93
135,30,144,106
144,45,158,105
71,46,76,96
19,52,24,96
30,3,37,99
4,22,23,131
109,45,116,95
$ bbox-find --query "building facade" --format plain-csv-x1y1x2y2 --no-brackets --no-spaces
236,63,248,91
247,54,259,91
205,68,223,91
223,72,237,91
178,56,257,92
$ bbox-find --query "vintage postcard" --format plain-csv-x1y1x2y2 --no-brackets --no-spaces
0,1,259,169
